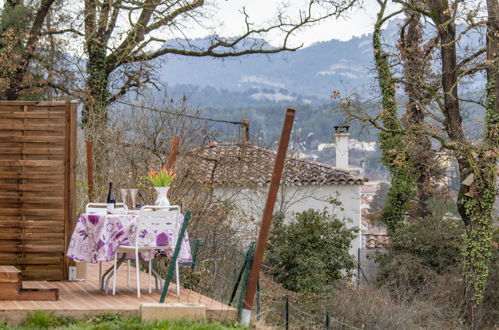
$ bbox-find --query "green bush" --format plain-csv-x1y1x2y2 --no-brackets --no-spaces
375,214,465,300
378,215,465,274
266,207,358,294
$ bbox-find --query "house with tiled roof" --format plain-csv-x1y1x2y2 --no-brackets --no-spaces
180,127,365,258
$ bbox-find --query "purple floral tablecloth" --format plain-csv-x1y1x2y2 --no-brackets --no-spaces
66,213,192,263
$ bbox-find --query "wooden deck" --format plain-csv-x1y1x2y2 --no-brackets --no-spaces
0,262,237,325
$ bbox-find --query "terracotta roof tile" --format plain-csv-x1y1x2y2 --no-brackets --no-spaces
180,142,364,186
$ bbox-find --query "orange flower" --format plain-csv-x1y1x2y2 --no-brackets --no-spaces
161,168,167,173
149,170,158,176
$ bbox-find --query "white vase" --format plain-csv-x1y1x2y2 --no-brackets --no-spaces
154,187,170,206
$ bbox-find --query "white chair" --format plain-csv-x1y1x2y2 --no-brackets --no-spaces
112,205,181,298
84,202,127,288
85,202,127,214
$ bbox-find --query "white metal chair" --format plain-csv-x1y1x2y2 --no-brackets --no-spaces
84,202,127,288
112,205,181,298
85,202,127,214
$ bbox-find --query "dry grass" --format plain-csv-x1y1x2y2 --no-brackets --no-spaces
256,271,468,330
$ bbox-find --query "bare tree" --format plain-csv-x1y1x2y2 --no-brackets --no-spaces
73,0,357,132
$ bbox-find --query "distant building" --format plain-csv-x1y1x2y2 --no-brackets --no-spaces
317,139,376,152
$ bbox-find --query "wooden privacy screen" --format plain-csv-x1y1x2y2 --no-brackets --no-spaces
0,101,77,280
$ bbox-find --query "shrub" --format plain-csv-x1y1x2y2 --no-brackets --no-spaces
378,215,465,274
266,208,358,294
375,215,466,303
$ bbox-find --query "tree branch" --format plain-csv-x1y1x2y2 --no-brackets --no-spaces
2,0,56,99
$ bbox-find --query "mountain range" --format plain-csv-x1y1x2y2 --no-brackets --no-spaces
154,18,484,108
156,32,379,105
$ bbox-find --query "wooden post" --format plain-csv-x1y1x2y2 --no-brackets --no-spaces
86,141,94,201
285,296,289,330
242,120,250,143
166,136,180,169
65,102,78,279
241,109,295,325
324,312,330,330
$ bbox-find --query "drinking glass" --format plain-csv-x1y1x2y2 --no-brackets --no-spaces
120,189,128,209
130,189,138,209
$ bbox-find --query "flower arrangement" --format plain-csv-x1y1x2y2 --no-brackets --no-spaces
147,168,176,187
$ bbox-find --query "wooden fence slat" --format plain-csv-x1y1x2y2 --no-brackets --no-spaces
0,147,64,155
0,221,64,228
0,246,64,253
0,101,68,106
0,123,65,131
0,172,64,179
0,196,64,204
0,160,64,167
0,257,63,265
0,112,65,119
0,136,65,143
0,209,64,216
0,233,65,240
0,184,65,192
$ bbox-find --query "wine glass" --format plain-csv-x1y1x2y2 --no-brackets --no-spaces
120,189,128,209
129,189,138,209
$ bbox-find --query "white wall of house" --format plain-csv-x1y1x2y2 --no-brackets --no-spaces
213,184,362,259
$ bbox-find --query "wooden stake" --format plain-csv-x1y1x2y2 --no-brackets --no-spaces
241,109,295,323
86,141,94,201
166,136,180,169
242,120,250,143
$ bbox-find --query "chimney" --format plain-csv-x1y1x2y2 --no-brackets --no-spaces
334,125,349,169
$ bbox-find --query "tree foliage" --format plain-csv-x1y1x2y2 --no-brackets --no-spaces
266,207,358,294
372,0,417,232
377,201,465,277
0,0,56,99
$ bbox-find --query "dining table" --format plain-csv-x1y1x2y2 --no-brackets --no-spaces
66,210,192,292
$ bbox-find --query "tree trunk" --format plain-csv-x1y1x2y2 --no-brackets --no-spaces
400,5,440,218
460,0,499,324
431,0,497,321
373,6,417,232
82,40,111,191
2,0,55,99
82,43,109,130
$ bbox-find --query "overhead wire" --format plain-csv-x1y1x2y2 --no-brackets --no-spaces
115,100,244,126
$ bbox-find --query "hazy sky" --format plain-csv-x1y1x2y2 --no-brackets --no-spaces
206,0,397,47
0,0,398,51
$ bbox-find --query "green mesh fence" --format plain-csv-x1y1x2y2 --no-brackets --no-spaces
154,232,255,322
258,296,361,330
188,239,254,309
